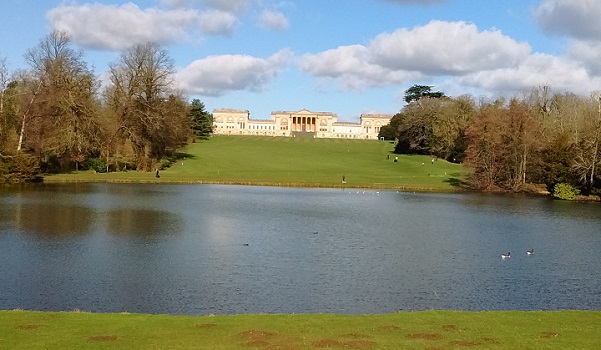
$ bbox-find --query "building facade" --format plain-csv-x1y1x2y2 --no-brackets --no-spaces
212,109,392,140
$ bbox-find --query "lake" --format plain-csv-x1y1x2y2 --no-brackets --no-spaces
1,183,600,315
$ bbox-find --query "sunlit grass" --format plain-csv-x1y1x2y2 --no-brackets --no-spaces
1,310,599,349
45,136,466,190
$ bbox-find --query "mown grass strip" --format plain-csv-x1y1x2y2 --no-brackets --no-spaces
45,136,466,191
1,310,600,349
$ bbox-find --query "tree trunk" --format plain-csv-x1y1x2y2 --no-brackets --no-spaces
17,116,26,152
591,139,598,187
17,80,43,152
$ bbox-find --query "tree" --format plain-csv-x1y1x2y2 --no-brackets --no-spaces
431,95,475,162
404,84,445,104
377,123,397,141
571,95,601,193
106,42,187,170
394,98,439,155
535,131,577,192
504,99,541,190
464,99,542,191
0,56,9,151
393,95,473,160
464,103,507,190
18,31,101,172
188,99,213,140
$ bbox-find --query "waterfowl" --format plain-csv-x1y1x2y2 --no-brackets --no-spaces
501,252,511,259
527,249,534,255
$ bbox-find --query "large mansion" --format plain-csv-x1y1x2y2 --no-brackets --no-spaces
212,109,392,140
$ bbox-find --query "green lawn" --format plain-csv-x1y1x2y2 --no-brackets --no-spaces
45,136,466,190
1,310,599,349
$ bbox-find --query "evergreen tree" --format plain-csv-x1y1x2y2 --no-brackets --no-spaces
188,99,213,140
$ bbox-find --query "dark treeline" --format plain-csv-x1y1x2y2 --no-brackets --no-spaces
380,85,601,198
0,31,212,182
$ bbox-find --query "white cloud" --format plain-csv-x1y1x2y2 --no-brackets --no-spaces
534,0,601,40
370,21,530,75
176,49,292,96
203,0,250,14
299,19,601,97
47,3,236,50
161,0,251,14
456,53,599,96
199,10,237,35
301,45,420,90
160,0,188,7
300,20,530,90
259,10,289,31
568,40,601,76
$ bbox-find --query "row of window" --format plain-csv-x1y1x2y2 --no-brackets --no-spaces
216,124,381,134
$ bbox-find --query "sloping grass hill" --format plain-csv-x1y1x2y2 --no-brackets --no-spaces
46,136,466,190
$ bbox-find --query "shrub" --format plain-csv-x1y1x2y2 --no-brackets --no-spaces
553,182,580,200
84,158,107,173
0,154,41,183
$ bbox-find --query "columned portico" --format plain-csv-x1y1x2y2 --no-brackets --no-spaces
292,116,316,132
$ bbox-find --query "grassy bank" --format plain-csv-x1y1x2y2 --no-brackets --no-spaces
1,310,600,349
45,136,466,190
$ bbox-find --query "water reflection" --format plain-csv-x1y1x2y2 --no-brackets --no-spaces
15,203,95,236
106,209,180,236
0,184,600,315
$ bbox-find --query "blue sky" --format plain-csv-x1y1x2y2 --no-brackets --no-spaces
1,0,600,121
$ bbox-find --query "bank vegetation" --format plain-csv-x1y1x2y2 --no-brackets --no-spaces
380,85,601,199
0,31,211,183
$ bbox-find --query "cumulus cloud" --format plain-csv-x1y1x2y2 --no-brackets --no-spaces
371,21,530,75
161,0,250,14
301,45,420,90
300,20,530,90
534,0,601,40
160,0,188,7
176,49,293,96
568,40,601,76
199,10,237,35
456,53,599,96
259,10,289,31
203,0,250,14
46,3,236,50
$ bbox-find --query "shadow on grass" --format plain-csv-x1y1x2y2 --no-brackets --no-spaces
173,152,196,160
444,177,469,189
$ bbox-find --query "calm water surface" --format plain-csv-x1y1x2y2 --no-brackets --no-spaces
0,183,600,315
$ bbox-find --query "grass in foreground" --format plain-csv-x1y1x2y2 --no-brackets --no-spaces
1,310,600,349
45,136,466,190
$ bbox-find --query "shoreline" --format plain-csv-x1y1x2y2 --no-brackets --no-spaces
41,176,469,192
9,176,597,201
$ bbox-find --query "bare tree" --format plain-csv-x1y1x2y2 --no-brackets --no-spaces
464,103,507,190
571,95,601,191
18,31,101,171
0,56,8,150
106,42,187,170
